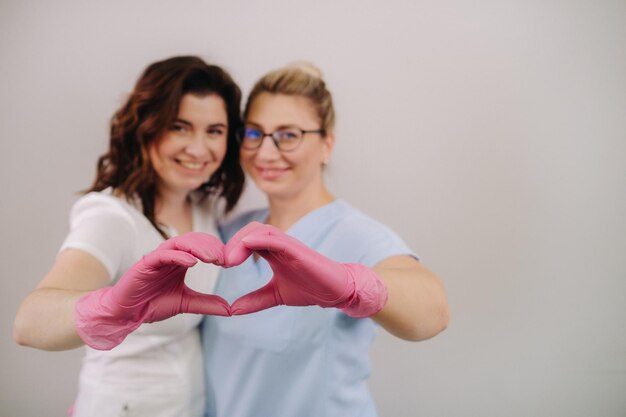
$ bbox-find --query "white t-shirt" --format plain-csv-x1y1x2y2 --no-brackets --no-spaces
61,189,219,417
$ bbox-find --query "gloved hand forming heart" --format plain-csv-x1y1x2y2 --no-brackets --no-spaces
74,232,230,350
223,222,388,319
75,223,389,350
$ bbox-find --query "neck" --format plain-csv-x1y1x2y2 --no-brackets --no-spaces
155,187,192,234
266,184,334,231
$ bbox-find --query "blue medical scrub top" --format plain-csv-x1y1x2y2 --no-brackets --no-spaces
202,200,414,417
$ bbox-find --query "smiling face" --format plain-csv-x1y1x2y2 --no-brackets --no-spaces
149,93,228,198
241,92,334,202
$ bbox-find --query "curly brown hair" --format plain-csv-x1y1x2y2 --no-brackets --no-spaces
87,56,244,238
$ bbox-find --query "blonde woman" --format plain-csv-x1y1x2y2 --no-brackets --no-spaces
202,63,449,417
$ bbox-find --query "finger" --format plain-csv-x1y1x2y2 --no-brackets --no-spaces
181,288,231,316
230,283,281,315
158,232,225,265
240,231,305,256
228,221,267,244
113,250,196,308
142,249,198,270
223,221,268,267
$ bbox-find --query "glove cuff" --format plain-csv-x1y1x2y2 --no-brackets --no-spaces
339,263,388,318
74,288,144,350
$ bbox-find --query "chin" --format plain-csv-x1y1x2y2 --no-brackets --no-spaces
174,180,207,193
258,184,293,200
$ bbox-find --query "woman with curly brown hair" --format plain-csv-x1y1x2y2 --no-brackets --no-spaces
13,56,244,417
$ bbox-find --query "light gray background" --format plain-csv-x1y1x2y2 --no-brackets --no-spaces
1,1,625,416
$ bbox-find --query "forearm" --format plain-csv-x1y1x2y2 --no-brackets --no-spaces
13,288,87,351
372,262,449,341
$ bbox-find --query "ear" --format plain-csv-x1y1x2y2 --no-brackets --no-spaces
321,130,335,164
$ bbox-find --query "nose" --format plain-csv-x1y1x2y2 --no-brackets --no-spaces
184,133,210,158
254,135,281,160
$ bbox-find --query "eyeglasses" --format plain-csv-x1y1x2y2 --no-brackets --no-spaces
236,126,325,152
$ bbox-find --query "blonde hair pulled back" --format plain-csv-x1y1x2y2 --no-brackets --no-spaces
244,61,335,132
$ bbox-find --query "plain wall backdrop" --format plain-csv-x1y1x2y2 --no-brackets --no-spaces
1,1,625,416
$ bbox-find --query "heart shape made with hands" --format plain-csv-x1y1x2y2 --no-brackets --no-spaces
158,221,357,317
76,222,385,350
161,219,386,319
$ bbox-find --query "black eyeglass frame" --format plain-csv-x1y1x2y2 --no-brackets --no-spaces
236,127,326,152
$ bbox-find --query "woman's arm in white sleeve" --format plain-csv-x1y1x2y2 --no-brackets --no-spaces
372,255,449,341
13,249,110,351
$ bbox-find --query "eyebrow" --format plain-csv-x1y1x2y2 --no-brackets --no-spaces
245,121,300,130
174,119,228,128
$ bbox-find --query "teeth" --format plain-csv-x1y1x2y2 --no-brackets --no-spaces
179,161,204,170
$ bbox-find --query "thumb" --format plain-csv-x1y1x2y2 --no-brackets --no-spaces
180,288,231,316
231,283,281,315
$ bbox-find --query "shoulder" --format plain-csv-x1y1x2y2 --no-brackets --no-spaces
217,207,269,242
69,190,136,227
316,200,416,266
328,200,400,240
62,191,140,280
66,190,139,253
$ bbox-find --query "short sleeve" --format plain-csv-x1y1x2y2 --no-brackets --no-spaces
329,211,418,268
60,193,137,280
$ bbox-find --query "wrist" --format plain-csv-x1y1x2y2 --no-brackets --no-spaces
339,263,388,318
74,287,144,350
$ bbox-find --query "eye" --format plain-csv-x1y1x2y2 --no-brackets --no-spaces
275,129,300,141
243,128,263,140
171,123,189,133
208,127,226,137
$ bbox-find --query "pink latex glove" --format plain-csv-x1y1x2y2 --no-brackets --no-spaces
75,232,230,350
225,222,388,318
